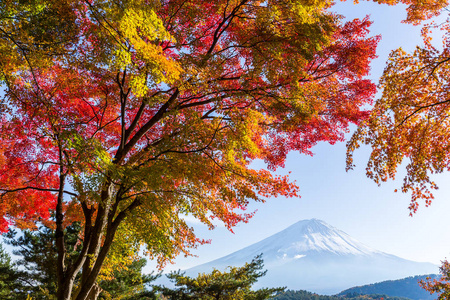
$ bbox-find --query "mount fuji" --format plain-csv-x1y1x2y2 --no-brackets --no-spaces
185,219,438,295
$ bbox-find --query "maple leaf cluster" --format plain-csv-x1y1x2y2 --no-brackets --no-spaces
0,0,378,238
347,2,450,213
5,0,442,298
420,260,450,299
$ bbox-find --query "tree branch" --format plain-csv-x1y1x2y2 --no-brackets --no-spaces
0,187,78,198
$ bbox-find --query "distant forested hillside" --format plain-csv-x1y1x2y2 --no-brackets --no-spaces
272,289,410,300
338,275,439,300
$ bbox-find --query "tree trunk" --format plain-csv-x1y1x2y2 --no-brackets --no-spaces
75,183,115,300
57,277,76,300
57,180,140,299
86,283,102,300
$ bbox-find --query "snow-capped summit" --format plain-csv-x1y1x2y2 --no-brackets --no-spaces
245,218,381,259
201,219,384,268
185,219,437,295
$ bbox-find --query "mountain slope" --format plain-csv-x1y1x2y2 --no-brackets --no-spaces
185,219,438,295
273,289,411,300
338,274,439,300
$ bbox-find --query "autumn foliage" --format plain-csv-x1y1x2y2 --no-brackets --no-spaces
346,4,450,213
420,260,450,299
0,0,429,298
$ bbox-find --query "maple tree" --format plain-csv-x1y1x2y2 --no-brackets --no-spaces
420,260,450,299
0,0,391,299
346,1,450,213
344,5,450,298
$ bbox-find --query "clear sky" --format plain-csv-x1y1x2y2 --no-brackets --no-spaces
145,1,450,273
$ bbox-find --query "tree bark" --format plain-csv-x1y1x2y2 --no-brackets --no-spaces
55,144,72,300
86,283,102,300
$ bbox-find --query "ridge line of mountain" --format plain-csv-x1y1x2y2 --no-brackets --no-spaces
184,219,438,295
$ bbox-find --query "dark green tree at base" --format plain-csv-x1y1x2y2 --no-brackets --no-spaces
0,242,27,299
156,254,283,300
2,224,156,299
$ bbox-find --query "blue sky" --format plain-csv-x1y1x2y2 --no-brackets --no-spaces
145,1,450,273
1,0,448,277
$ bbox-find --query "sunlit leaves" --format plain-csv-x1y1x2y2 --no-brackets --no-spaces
347,22,450,212
92,0,182,95
0,0,380,244
0,1,384,296
420,260,450,299
0,0,80,83
359,0,448,24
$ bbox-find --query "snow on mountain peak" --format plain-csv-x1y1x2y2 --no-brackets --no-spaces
257,218,381,259
184,218,438,295
195,219,382,269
